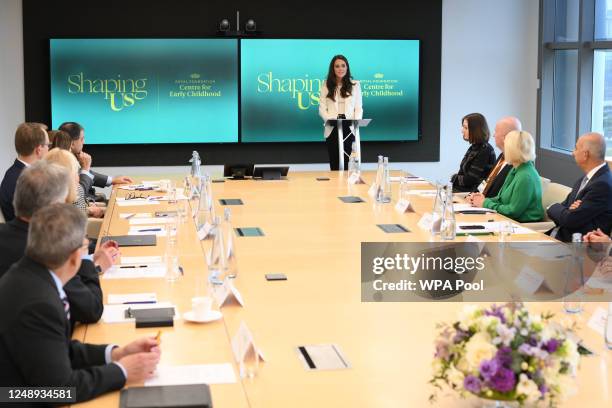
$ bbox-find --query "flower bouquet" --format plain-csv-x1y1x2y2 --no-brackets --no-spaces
430,303,582,407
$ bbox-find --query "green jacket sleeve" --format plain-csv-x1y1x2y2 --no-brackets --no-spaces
483,172,535,219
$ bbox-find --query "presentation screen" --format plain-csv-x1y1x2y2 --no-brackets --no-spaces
50,39,239,144
240,39,420,143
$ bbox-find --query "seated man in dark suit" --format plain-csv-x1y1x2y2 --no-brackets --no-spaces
0,122,49,221
59,121,133,201
467,116,522,202
0,204,160,403
0,161,117,325
547,132,612,242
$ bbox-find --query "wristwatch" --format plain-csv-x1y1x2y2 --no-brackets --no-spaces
94,264,103,274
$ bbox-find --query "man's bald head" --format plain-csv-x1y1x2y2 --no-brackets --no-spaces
573,132,607,172
581,132,606,161
493,116,522,151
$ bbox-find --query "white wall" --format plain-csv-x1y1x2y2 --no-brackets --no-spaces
0,0,24,173
0,0,539,183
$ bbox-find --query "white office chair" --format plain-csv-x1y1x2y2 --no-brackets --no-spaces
520,180,572,233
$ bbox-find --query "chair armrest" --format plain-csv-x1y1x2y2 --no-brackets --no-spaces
518,221,555,233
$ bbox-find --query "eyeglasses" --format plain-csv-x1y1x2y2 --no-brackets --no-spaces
125,193,146,200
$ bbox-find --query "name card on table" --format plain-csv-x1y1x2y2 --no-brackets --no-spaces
514,266,553,295
367,183,380,198
214,279,244,307
348,172,365,185
394,198,414,213
232,321,265,363
417,213,441,232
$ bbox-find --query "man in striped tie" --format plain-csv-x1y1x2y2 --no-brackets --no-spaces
0,204,161,403
547,133,612,242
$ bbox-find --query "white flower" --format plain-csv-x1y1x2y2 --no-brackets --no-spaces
516,374,541,404
554,374,578,401
496,324,516,347
447,364,465,390
477,315,499,332
458,305,481,331
561,339,580,373
464,332,497,372
432,359,444,376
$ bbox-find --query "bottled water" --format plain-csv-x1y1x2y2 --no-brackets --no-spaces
564,233,584,314
440,183,456,240
348,142,360,177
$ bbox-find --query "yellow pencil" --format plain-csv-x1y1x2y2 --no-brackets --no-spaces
155,330,162,344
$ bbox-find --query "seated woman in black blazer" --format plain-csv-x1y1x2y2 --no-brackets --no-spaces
451,113,496,193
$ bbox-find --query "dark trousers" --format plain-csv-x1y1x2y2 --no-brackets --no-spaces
326,122,355,171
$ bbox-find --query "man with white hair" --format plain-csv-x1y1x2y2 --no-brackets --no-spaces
469,116,522,199
0,161,115,324
0,204,160,403
547,132,612,242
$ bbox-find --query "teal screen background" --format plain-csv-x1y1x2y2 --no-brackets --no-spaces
240,39,420,142
50,39,238,144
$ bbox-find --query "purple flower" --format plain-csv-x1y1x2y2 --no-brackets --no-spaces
485,305,507,324
479,359,499,381
542,339,559,353
453,328,470,344
496,346,513,367
435,341,450,359
464,375,482,394
539,383,548,395
528,337,538,346
518,343,533,356
488,367,516,393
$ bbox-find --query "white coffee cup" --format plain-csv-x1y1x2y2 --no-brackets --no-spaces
191,296,213,320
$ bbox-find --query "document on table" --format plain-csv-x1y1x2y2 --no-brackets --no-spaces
119,212,153,219
453,203,496,212
120,256,163,264
128,226,172,237
107,293,158,305
103,263,166,279
456,222,537,235
129,217,176,225
407,189,437,196
145,364,237,386
116,198,159,207
102,301,175,323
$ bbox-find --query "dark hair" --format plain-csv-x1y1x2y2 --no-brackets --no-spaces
14,123,48,156
50,130,72,150
325,55,353,102
462,113,490,144
58,122,84,141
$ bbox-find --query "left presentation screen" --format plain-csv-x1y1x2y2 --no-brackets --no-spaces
50,39,239,144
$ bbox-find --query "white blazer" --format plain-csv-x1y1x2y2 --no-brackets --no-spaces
318,80,363,139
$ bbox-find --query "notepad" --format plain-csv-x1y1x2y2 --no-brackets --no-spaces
338,196,365,203
377,224,410,233
145,364,237,387
103,264,166,280
296,344,350,370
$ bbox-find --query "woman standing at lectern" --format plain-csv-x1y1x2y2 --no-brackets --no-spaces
319,55,363,170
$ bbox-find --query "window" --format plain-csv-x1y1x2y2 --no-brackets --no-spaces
540,0,612,160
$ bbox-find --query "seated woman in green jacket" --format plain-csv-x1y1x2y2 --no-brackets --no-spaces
469,130,544,222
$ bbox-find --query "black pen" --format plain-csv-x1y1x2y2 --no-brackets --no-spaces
119,265,149,269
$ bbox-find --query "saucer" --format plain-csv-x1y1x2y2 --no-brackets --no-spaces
183,310,222,323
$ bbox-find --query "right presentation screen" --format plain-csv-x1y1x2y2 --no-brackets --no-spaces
240,39,420,143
